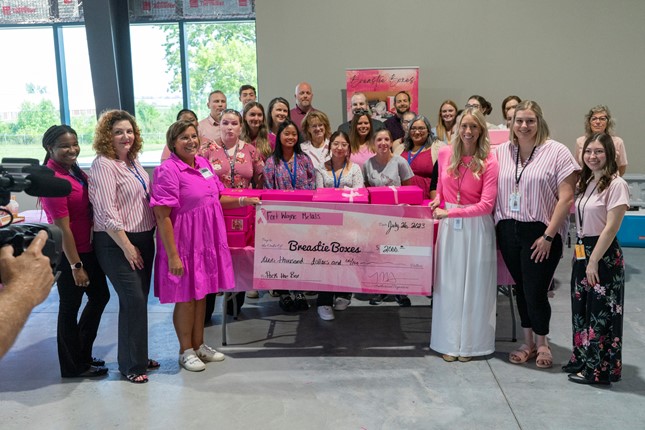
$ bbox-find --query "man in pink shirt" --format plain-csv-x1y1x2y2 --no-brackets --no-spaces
198,90,227,144
290,82,316,132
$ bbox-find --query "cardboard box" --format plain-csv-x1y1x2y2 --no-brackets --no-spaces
227,229,254,248
224,213,254,232
313,188,369,203
368,186,423,205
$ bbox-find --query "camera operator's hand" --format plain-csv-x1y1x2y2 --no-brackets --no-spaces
0,230,54,306
0,230,55,358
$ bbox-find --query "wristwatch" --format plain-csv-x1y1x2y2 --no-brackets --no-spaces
542,234,554,242
71,261,83,270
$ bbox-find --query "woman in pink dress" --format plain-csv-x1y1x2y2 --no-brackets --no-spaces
151,120,259,372
429,108,499,362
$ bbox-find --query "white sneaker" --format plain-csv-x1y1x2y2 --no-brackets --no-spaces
196,343,225,362
179,348,206,372
317,305,335,321
334,297,351,311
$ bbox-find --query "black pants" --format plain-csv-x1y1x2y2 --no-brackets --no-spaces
57,252,110,377
496,220,563,336
94,230,155,375
316,292,351,306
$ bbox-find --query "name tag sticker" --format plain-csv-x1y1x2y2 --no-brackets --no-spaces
200,168,214,179
453,218,463,230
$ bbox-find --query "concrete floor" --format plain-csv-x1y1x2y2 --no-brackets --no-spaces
1,247,644,430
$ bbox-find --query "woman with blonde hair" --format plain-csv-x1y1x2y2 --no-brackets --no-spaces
433,100,458,143
300,110,332,169
495,101,579,369
429,108,499,362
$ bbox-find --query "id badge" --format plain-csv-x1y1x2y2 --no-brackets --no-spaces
509,192,521,212
453,218,463,230
200,167,214,178
574,243,586,260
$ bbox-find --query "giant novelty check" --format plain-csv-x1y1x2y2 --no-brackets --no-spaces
253,202,434,295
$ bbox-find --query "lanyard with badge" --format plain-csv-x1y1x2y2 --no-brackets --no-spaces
574,180,599,260
510,145,537,212
127,162,150,201
407,147,423,166
223,143,240,188
283,156,298,189
331,160,346,188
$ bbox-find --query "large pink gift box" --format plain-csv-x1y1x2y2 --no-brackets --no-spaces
260,189,315,202
312,188,369,203
368,185,423,205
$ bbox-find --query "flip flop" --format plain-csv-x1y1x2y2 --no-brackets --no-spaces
509,344,537,364
125,373,148,384
536,345,553,369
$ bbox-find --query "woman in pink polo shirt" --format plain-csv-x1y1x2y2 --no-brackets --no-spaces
41,125,110,378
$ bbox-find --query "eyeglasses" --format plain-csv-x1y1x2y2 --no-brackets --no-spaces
353,109,369,116
590,116,608,122
410,127,428,133
465,104,481,109
309,123,325,130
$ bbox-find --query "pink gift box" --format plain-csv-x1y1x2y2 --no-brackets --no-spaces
261,189,314,202
313,188,369,203
227,229,254,248
221,189,263,216
224,213,254,232
489,129,510,148
368,186,423,205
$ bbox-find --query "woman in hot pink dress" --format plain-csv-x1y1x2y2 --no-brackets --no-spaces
151,120,259,372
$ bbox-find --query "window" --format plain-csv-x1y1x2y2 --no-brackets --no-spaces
0,27,59,161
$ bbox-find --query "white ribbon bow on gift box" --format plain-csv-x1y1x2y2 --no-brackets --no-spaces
388,186,399,205
341,187,364,203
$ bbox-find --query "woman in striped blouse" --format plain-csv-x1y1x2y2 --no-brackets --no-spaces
89,110,158,384
494,101,579,369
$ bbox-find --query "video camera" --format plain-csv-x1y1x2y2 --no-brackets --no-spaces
1,158,69,276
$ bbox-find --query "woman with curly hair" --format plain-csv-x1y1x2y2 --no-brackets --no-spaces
88,110,158,384
565,133,629,386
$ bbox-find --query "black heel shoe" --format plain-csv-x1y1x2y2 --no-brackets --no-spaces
562,362,583,374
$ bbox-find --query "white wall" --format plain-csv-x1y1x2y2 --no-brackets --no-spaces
256,0,645,172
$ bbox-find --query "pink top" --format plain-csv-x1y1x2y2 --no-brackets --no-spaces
575,135,628,167
268,132,277,150
201,140,265,189
198,116,221,143
350,144,376,169
41,159,93,253
575,176,630,237
494,140,580,240
401,148,434,199
89,155,156,233
151,154,234,303
435,145,499,218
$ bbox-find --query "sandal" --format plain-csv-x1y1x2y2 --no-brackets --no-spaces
125,373,148,384
147,358,161,370
536,345,553,368
509,344,537,364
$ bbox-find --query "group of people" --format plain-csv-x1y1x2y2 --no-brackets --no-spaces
35,79,629,386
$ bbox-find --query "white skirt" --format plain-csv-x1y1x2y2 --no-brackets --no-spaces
430,204,497,357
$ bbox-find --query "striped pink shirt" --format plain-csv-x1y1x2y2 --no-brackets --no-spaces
494,139,579,240
89,155,156,233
